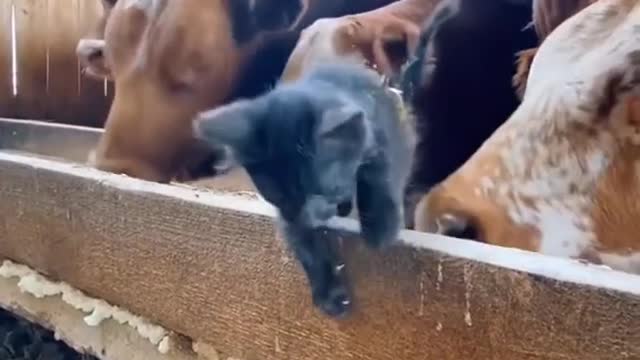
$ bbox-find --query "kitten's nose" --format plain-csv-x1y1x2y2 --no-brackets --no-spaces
301,196,337,228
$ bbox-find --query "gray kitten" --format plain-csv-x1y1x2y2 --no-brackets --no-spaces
193,62,416,318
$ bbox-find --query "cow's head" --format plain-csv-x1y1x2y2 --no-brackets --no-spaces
89,0,306,182
415,0,640,272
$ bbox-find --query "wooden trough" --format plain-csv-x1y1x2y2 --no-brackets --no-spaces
1,117,640,360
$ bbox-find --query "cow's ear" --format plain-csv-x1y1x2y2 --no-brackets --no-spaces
228,0,307,44
193,100,263,164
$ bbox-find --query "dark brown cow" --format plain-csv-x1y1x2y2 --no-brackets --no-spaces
78,0,399,183
279,0,441,83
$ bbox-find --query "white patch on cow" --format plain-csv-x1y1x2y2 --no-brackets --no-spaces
535,203,593,257
495,117,611,256
489,82,615,257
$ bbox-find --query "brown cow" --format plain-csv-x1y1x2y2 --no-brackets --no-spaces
78,0,399,183
512,0,597,99
279,0,441,83
415,0,640,274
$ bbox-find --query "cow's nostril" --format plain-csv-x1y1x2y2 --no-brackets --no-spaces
436,213,480,241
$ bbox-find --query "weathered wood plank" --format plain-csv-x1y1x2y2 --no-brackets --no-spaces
0,0,16,117
13,0,48,119
45,0,81,124
0,151,639,360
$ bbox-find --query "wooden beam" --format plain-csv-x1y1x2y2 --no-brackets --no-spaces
1,152,640,360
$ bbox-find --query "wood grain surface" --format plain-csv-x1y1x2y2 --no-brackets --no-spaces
0,0,15,117
0,0,112,126
1,151,640,360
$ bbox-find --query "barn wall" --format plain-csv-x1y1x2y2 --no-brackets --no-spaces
0,0,112,127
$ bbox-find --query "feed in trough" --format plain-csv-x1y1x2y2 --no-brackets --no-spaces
193,61,416,318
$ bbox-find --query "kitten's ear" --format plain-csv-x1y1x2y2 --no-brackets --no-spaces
318,104,366,139
193,100,260,163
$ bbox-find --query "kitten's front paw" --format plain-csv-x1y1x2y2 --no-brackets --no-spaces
313,283,352,318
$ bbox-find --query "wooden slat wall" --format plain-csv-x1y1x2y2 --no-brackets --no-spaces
14,0,48,119
0,1,15,116
77,0,111,126
0,0,111,127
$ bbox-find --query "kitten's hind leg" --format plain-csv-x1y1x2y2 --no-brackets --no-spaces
356,163,403,248
280,220,352,318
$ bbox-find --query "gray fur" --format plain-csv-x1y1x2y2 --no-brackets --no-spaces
194,62,415,317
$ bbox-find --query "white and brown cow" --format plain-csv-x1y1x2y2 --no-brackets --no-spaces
415,0,640,274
